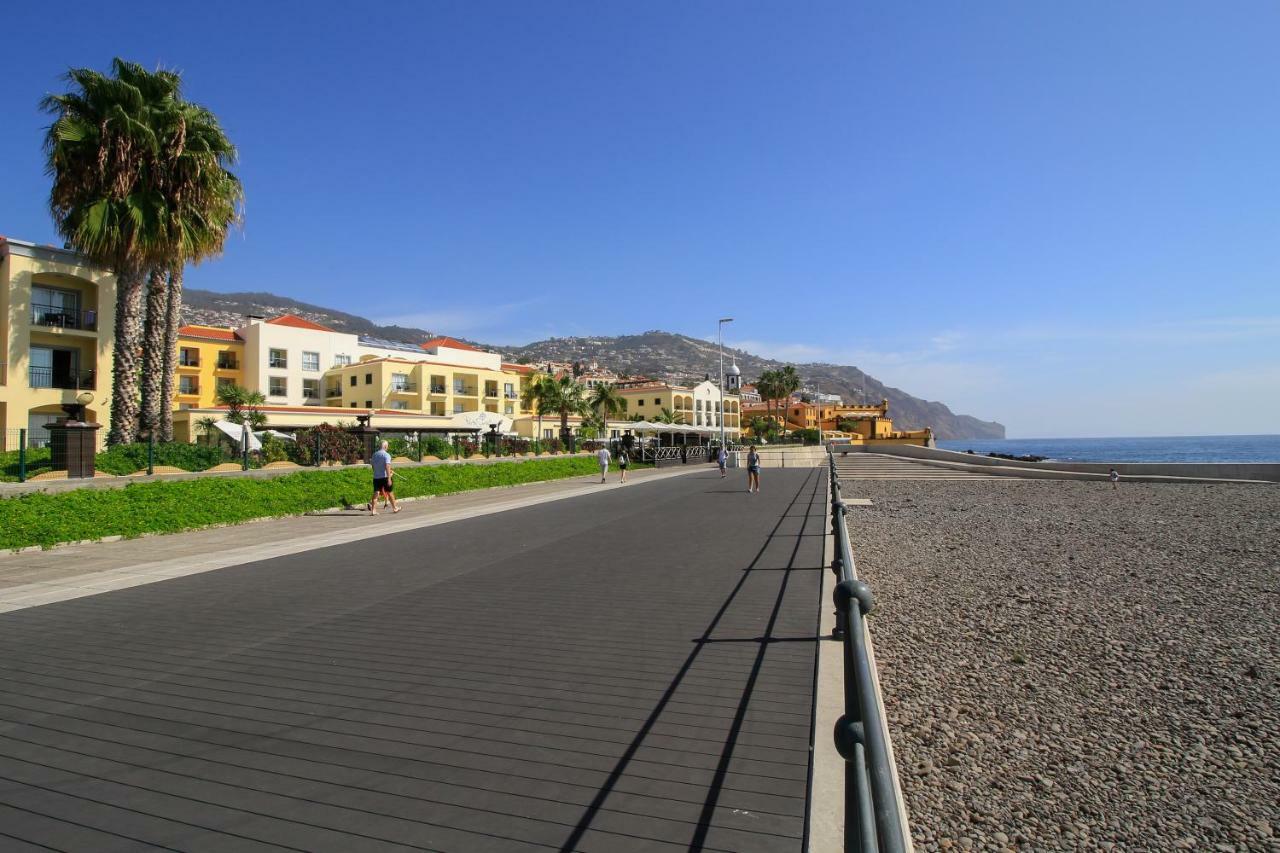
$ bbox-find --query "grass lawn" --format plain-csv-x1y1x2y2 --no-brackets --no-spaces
0,456,619,550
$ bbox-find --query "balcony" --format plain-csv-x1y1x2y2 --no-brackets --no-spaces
30,366,96,390
390,382,417,394
31,304,97,331
504,392,520,400
429,384,447,394
325,386,342,398
453,385,478,397
178,354,200,368
483,386,499,399
216,356,239,370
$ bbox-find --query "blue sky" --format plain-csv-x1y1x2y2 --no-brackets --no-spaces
2,2,1277,437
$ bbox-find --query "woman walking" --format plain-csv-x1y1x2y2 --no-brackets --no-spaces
617,447,629,483
746,445,761,493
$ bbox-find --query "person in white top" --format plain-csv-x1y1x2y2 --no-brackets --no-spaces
596,445,612,483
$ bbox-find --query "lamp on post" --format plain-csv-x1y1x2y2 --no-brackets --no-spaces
717,317,733,449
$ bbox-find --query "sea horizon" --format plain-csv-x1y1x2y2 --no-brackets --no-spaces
936,434,1280,464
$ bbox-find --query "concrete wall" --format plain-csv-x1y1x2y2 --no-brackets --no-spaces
832,442,1280,483
728,446,826,468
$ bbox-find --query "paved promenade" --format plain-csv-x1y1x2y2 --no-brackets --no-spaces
0,467,827,851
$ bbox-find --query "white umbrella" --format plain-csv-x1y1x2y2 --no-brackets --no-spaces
213,420,261,451
257,429,295,442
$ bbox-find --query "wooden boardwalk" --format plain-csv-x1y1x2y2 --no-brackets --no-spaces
0,468,827,852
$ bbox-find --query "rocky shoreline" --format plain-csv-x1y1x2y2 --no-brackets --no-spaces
848,479,1278,851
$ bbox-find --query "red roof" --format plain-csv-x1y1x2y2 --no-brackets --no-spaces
501,363,536,374
266,313,336,332
179,325,241,342
421,336,483,353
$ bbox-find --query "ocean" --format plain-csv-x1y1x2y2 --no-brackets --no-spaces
936,434,1280,463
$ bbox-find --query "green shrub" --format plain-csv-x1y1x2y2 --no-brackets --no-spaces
0,456,620,550
292,424,363,465
260,435,290,464
95,442,225,475
0,447,53,481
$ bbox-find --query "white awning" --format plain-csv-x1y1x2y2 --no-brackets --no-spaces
213,420,261,451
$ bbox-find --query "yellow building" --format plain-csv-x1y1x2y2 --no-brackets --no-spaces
323,354,534,419
742,397,934,446
1,237,116,449
614,378,741,436
174,325,245,410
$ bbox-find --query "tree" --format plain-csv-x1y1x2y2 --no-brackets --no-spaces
589,382,626,422
43,59,187,444
755,369,782,435
524,375,590,446
151,101,242,441
654,407,683,425
216,383,266,430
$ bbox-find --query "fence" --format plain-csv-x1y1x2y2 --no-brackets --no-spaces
827,446,910,852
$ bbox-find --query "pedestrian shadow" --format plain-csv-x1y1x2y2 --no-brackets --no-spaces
557,467,825,852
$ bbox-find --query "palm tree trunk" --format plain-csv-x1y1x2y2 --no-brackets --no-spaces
159,266,184,442
138,268,169,440
107,267,146,446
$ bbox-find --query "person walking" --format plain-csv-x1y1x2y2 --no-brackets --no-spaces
746,445,761,493
717,445,728,478
617,447,629,483
1109,467,1120,491
369,440,400,514
597,444,612,483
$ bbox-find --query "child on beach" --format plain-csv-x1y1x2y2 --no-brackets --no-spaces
1109,468,1120,490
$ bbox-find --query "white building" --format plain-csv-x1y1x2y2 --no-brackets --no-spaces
239,315,362,408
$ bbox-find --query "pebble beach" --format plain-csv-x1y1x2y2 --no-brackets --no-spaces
849,479,1279,852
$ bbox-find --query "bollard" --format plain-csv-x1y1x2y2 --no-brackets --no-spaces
18,429,27,483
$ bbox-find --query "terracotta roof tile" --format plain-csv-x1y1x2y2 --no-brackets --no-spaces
266,314,336,332
421,336,483,352
178,325,241,342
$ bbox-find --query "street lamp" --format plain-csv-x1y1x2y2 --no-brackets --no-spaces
717,317,733,449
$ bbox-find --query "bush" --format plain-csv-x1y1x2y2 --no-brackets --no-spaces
292,424,364,466
793,428,821,446
260,435,290,464
0,447,53,481
0,456,621,549
95,442,225,475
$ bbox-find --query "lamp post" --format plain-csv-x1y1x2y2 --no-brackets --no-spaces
717,317,733,449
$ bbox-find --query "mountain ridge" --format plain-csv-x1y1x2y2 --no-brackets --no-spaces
181,288,1005,440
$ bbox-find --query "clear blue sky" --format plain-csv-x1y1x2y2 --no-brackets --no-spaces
3,2,1277,437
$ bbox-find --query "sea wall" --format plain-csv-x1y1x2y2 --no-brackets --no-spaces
832,443,1280,483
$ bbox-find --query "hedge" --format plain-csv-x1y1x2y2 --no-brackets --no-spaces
0,456,614,550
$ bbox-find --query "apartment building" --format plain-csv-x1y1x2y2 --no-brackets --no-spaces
174,325,245,409
614,378,741,436
0,237,116,449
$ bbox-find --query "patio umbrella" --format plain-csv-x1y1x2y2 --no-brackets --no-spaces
213,420,261,451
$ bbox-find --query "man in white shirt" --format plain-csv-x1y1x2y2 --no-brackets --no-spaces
596,445,611,483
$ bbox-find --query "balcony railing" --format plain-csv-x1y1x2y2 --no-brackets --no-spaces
430,384,447,394
484,388,499,398
325,387,342,397
216,357,239,370
31,304,97,331
178,384,200,396
454,385,477,396
504,392,520,399
178,355,200,367
390,382,417,393
29,366,96,390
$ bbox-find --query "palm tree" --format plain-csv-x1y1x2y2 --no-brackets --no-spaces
654,407,683,425
755,369,781,435
588,382,626,424
216,383,266,430
779,366,802,437
42,59,186,445
530,375,591,446
521,375,552,443
139,97,242,442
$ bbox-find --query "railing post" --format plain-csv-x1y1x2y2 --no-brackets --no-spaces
147,432,155,476
242,434,250,471
18,429,27,483
315,432,323,467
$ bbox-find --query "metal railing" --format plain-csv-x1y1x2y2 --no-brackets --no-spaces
216,357,239,370
31,303,97,331
390,382,417,393
29,366,96,390
828,447,910,853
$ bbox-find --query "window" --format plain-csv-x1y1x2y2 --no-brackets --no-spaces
365,401,373,409
349,375,357,387
302,351,320,372
654,398,661,405
333,354,352,367
454,403,465,414
365,373,373,385
178,376,199,395
504,403,514,415
696,399,703,410
391,373,410,391
178,347,200,367
269,377,287,397
302,378,320,399
390,400,409,410
504,382,515,398
216,351,238,370
269,349,287,369
637,399,645,406
350,403,358,408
